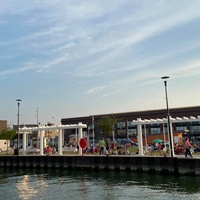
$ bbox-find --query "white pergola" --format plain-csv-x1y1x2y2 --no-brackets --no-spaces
133,116,200,156
19,122,87,156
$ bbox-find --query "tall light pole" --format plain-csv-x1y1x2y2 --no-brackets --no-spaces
16,99,22,150
92,116,95,150
161,76,174,157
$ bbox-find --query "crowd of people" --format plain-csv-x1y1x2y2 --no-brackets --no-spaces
83,139,132,155
23,137,200,158
145,137,197,157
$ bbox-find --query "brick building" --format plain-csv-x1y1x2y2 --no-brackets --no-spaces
0,120,7,133
61,106,200,144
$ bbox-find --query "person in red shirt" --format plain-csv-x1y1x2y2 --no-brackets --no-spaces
110,142,115,154
184,137,192,158
46,146,51,156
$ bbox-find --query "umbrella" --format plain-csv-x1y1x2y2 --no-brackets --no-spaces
153,139,163,143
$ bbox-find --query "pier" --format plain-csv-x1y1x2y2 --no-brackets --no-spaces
0,155,199,176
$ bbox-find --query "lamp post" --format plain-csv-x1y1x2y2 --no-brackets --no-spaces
161,76,174,157
92,116,95,150
16,99,22,150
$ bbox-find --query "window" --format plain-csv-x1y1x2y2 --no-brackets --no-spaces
190,125,200,135
128,121,135,128
176,126,187,132
150,127,160,134
117,122,125,129
128,129,137,136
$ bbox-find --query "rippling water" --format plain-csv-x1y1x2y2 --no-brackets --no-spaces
0,168,200,200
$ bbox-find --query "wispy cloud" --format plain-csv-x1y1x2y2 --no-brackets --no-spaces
1,1,200,123
101,89,122,98
169,60,200,78
86,86,107,94
1,1,200,79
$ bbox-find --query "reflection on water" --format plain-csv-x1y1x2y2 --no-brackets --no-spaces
0,168,200,200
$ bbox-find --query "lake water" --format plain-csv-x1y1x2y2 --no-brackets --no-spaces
0,168,200,200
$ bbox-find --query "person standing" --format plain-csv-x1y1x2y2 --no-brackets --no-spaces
183,137,193,158
46,146,51,156
157,142,163,156
99,138,105,155
150,143,155,155
110,141,115,154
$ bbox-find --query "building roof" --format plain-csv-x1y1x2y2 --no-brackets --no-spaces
61,105,200,124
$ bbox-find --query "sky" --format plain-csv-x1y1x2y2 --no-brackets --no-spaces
1,0,200,126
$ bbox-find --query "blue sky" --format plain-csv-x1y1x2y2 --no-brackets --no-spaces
1,0,200,126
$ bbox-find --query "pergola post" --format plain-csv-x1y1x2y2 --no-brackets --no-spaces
137,118,144,156
22,131,27,155
78,122,83,155
40,130,44,155
58,129,63,155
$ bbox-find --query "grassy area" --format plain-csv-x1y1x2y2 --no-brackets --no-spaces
0,152,14,156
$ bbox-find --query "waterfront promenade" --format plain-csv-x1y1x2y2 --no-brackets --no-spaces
0,154,199,176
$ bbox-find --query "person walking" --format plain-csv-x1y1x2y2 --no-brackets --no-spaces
183,137,193,158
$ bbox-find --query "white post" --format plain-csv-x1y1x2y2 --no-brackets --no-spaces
169,117,175,156
40,130,44,155
22,131,27,155
78,122,83,155
137,118,144,156
75,128,78,143
58,129,63,155
44,137,47,147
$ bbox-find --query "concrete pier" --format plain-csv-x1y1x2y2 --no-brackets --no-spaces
0,155,198,176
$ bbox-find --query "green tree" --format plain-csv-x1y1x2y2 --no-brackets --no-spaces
97,116,117,138
0,128,15,154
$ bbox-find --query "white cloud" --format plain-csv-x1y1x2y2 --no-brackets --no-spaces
86,86,107,94
1,1,200,124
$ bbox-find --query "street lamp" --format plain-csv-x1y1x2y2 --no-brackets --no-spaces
92,116,95,150
161,76,174,157
16,99,22,150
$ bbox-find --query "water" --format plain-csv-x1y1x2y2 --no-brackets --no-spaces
0,168,200,200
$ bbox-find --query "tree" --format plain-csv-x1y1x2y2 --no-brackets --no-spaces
97,116,117,138
0,128,15,140
0,128,15,154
